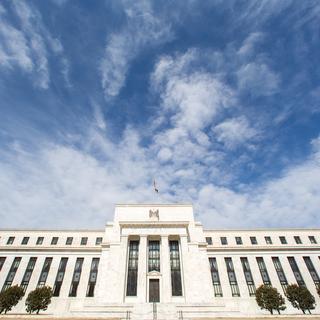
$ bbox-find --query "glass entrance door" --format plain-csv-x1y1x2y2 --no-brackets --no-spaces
149,279,160,302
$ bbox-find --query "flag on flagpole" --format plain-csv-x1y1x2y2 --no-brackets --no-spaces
153,179,159,193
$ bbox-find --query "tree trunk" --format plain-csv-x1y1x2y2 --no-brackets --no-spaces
270,309,273,314
37,309,40,314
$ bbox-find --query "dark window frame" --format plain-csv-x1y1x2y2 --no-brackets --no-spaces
126,240,139,296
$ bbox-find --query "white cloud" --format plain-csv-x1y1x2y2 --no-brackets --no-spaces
213,116,258,149
0,2,67,89
100,0,173,98
0,22,33,71
1,108,320,229
237,62,280,96
238,32,264,58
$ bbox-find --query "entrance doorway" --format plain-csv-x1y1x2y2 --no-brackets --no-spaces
149,279,160,302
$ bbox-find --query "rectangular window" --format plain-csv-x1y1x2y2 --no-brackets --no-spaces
0,257,6,271
21,237,29,245
309,236,317,244
205,237,213,245
170,240,183,296
303,257,320,288
95,237,102,245
66,237,73,245
241,257,256,296
225,257,240,297
209,258,223,297
265,236,272,244
80,237,88,245
7,237,15,245
256,257,271,285
294,236,302,244
220,237,227,245
69,258,84,297
288,257,305,287
2,257,21,292
126,240,139,296
37,257,52,287
51,237,58,245
36,237,44,245
279,236,287,244
148,240,160,272
86,258,100,297
53,258,68,297
272,257,288,293
21,257,37,292
235,237,243,245
250,237,258,245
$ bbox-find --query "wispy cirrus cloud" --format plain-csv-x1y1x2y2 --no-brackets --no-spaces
0,1,67,89
100,0,173,98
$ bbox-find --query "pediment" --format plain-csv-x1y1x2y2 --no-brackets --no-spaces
148,270,161,277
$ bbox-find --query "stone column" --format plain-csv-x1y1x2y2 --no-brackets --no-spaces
161,235,171,303
137,235,147,302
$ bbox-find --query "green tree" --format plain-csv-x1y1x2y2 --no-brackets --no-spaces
0,285,24,314
255,284,286,314
25,286,53,314
286,284,315,314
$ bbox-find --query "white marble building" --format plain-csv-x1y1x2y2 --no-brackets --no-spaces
1,204,320,319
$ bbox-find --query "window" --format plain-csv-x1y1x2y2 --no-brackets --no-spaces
256,257,271,285
53,258,68,297
241,257,256,296
309,236,317,244
265,236,272,244
95,237,102,245
250,237,257,245
220,237,227,245
209,258,222,297
36,237,44,245
148,240,160,272
37,257,52,287
205,237,213,245
66,237,73,245
51,237,58,245
7,237,15,245
225,258,240,297
279,236,287,244
81,237,88,245
170,240,182,296
272,257,288,293
21,237,29,245
21,257,37,292
294,236,302,244
86,258,100,297
69,258,84,297
303,257,320,287
126,240,139,296
288,257,305,287
2,257,21,292
0,257,6,271
235,237,243,245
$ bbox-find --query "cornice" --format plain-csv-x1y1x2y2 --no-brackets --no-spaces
115,203,193,207
205,245,320,253
119,221,190,227
0,246,102,253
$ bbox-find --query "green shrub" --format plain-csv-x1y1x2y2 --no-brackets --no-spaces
25,286,53,314
0,285,24,314
255,284,286,314
286,284,315,314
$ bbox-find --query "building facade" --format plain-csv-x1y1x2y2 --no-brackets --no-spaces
0,204,320,319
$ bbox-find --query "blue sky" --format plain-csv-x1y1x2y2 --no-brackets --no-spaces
0,0,320,229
